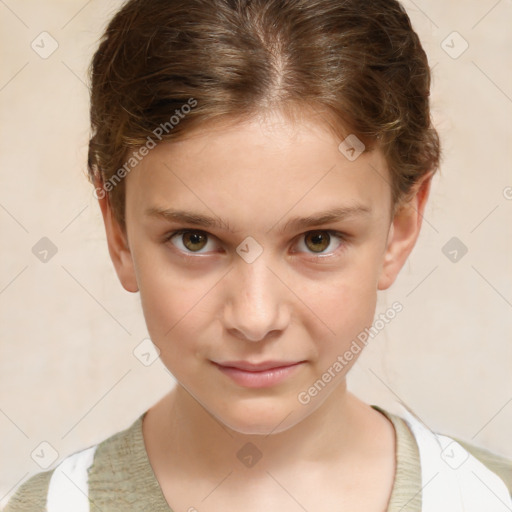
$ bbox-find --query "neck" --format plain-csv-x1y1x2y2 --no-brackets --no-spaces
143,382,381,478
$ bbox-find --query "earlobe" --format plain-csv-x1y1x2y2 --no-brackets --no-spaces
377,173,433,291
94,179,139,293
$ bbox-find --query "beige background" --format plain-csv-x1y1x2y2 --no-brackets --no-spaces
1,0,511,505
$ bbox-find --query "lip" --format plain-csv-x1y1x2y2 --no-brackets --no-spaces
212,360,305,388
215,360,303,371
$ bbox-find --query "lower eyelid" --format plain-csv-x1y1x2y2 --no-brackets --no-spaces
165,230,216,252
293,231,347,255
165,229,348,256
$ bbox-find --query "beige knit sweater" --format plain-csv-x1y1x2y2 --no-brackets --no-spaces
4,406,511,511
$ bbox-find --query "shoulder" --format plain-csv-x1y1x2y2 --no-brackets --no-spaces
3,415,144,512
2,471,53,512
376,406,512,497
455,438,512,496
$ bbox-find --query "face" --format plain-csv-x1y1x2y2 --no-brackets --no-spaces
100,111,430,435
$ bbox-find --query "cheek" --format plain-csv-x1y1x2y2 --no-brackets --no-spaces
309,279,377,349
137,278,211,382
133,252,209,348
300,251,382,352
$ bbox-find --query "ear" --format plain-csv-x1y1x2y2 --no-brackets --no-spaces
94,177,139,293
377,172,433,290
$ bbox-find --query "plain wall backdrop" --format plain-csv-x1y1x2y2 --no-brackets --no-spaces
1,0,511,505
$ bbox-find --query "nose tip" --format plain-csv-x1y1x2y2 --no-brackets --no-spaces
228,324,282,343
226,293,288,342
223,261,290,342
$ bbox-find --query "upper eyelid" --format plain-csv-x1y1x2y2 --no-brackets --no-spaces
166,228,347,251
166,228,345,239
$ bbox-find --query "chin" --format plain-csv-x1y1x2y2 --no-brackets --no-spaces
209,397,303,436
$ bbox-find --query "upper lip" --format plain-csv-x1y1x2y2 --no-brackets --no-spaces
213,360,304,372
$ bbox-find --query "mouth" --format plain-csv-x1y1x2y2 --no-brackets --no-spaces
211,360,306,388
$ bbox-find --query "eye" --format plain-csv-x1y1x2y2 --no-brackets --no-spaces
164,228,347,258
294,230,346,256
165,229,219,254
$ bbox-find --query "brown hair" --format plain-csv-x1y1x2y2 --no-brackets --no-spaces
87,0,441,229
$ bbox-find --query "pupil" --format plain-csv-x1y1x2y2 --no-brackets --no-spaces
307,231,329,252
185,232,206,251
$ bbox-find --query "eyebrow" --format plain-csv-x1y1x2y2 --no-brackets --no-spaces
276,205,371,234
145,207,236,232
144,205,371,234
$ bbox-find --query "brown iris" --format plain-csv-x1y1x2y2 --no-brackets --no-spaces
182,231,208,251
304,231,330,253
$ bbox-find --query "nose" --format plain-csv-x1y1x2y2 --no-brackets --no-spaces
222,256,291,342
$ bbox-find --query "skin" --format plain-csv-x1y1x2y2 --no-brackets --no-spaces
96,110,432,511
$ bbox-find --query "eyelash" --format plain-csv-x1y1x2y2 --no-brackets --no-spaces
163,229,349,260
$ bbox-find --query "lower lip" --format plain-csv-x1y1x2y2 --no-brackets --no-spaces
214,362,304,388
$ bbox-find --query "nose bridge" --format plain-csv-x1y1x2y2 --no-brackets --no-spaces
223,251,289,342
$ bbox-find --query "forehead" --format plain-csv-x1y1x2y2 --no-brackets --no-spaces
124,112,392,226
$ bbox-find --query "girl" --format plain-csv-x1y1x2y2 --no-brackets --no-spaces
5,0,511,511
